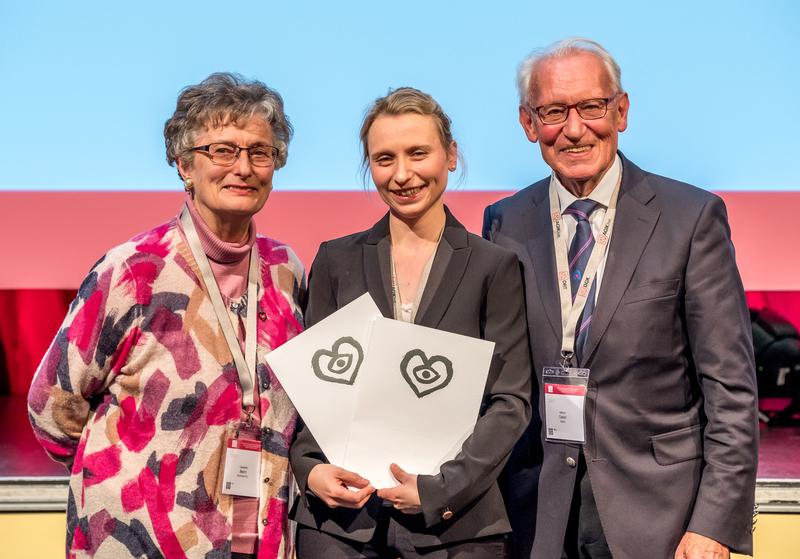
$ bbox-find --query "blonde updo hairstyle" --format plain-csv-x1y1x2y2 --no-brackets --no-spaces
358,87,462,183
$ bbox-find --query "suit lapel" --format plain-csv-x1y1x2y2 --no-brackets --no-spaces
415,208,471,328
583,157,660,364
363,214,394,318
524,183,563,342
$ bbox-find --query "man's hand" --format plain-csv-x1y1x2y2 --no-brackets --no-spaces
674,531,729,559
307,464,374,509
376,463,421,514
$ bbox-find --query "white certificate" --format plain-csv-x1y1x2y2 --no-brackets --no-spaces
265,293,381,465
342,318,495,489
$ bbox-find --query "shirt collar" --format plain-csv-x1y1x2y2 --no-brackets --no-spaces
552,153,622,212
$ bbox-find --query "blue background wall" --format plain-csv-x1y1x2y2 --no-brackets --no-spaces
1,0,797,191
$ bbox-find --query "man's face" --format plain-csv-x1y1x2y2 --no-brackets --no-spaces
519,52,629,196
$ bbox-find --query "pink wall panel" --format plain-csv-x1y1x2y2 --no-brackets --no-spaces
0,190,797,290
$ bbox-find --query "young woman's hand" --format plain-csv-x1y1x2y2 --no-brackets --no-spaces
307,464,374,509
376,463,421,514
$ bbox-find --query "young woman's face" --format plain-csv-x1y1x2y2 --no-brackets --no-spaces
366,113,456,222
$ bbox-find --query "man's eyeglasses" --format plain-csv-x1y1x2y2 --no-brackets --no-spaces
529,94,619,125
188,142,278,167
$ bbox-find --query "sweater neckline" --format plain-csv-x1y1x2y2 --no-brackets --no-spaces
187,200,256,264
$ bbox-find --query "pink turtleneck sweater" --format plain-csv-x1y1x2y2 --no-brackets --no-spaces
179,200,261,556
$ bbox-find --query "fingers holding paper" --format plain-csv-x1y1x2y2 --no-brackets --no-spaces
307,464,374,509
377,463,421,514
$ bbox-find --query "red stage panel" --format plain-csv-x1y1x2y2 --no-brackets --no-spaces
0,190,798,290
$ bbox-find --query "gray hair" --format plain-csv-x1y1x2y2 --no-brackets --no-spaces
516,37,623,105
164,72,293,173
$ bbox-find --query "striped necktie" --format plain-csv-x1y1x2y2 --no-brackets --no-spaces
564,199,600,364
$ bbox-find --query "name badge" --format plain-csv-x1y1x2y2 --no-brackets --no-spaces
543,366,589,443
222,426,262,498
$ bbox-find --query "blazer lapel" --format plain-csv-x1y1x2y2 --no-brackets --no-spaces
583,157,660,364
415,208,471,328
363,214,394,318
524,183,563,342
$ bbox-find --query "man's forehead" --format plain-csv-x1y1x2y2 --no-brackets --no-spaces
529,52,613,101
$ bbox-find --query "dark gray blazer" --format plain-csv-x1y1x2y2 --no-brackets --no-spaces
483,154,758,559
290,207,532,547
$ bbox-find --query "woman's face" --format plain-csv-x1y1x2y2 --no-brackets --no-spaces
177,115,275,236
366,113,456,223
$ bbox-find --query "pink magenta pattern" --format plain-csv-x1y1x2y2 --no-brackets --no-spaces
28,215,304,558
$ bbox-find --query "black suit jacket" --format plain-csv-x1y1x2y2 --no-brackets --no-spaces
290,207,532,547
483,154,758,559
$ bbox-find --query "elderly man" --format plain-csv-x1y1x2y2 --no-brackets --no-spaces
483,38,758,559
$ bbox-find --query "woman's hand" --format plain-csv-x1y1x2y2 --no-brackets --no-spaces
307,464,374,509
376,463,421,514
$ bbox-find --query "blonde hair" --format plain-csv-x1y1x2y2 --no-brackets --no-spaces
359,87,459,180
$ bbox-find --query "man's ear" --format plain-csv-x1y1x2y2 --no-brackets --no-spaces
615,92,630,133
519,105,539,144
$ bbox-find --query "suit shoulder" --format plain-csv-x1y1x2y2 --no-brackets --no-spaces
312,229,371,263
465,231,520,264
641,169,721,208
486,178,549,216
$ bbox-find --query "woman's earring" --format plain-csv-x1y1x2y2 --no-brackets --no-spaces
184,178,194,192
448,165,456,172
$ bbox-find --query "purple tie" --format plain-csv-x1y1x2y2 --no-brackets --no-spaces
563,199,600,364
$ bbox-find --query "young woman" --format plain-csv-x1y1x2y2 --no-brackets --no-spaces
290,87,532,558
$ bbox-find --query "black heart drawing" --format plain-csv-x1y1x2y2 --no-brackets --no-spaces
400,349,454,398
311,337,363,385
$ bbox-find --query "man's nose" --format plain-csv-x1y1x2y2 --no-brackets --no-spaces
561,107,586,140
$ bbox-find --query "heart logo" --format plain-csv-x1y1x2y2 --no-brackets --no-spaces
311,337,363,385
400,349,453,398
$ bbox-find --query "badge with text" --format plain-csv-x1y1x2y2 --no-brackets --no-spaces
543,366,590,443
222,427,262,498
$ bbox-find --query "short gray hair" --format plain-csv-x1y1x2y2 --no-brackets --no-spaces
164,72,293,173
516,37,623,105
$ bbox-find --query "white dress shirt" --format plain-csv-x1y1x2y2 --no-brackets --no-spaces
551,154,622,303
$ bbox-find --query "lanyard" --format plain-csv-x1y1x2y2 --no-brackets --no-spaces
179,204,258,412
549,177,621,366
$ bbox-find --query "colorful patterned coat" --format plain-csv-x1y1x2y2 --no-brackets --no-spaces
27,216,304,559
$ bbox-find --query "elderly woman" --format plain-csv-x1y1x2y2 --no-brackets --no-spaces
27,73,303,559
290,88,532,558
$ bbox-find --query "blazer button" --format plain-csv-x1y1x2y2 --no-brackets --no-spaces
262,518,269,526
566,457,577,468
441,508,454,520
